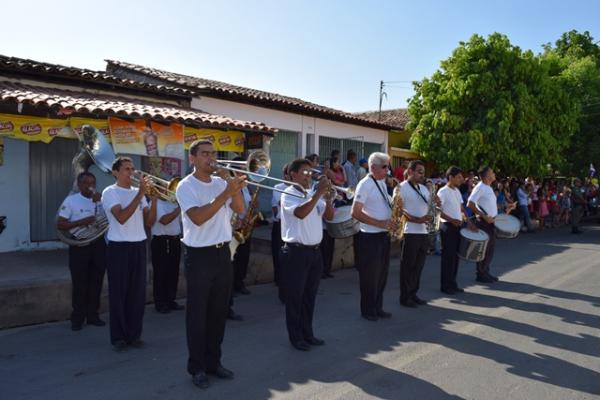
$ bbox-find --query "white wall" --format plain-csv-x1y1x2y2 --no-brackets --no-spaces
191,97,387,155
0,138,32,252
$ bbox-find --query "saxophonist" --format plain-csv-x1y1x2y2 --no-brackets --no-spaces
351,152,396,321
231,157,254,296
399,160,431,308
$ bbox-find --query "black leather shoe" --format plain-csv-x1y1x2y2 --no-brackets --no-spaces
192,372,210,389
413,296,428,305
362,314,379,321
156,307,170,314
87,318,106,326
454,287,465,293
476,275,494,283
400,300,418,308
227,309,244,321
71,322,83,331
376,311,392,319
291,340,311,351
112,340,128,352
169,302,185,311
129,339,145,348
305,336,325,346
487,274,499,282
441,288,456,295
207,365,234,379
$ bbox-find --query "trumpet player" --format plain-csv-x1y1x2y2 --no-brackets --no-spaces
101,156,157,351
57,172,106,331
175,140,247,389
280,158,334,351
399,160,431,308
351,152,395,321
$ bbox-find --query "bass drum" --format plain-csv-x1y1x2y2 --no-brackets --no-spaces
494,214,521,239
457,228,489,262
325,206,359,239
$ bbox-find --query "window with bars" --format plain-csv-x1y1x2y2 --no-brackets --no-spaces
318,135,382,163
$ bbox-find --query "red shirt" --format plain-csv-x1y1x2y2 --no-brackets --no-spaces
394,166,406,181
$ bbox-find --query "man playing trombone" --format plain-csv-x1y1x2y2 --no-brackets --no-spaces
351,152,395,321
175,140,247,389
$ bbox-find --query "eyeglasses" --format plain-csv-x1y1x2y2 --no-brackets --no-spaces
197,151,218,158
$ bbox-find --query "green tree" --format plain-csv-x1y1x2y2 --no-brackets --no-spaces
543,30,600,176
408,33,580,177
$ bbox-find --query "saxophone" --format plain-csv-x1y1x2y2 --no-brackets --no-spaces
229,188,262,259
390,184,406,241
426,188,441,235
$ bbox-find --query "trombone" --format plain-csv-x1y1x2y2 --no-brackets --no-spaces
131,171,181,203
211,150,307,199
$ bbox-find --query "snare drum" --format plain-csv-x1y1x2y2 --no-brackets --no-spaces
494,214,520,239
325,206,359,238
457,228,489,262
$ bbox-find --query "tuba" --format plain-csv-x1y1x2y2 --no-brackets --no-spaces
56,125,112,246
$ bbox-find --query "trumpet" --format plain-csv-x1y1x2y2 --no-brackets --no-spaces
211,150,307,199
305,168,355,200
131,171,180,203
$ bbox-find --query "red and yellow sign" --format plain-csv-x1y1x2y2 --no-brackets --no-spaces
109,117,185,159
69,117,111,142
0,113,71,143
184,127,245,152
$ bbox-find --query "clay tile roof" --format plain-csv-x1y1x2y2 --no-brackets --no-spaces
0,55,194,97
105,60,397,131
0,81,277,134
352,109,410,130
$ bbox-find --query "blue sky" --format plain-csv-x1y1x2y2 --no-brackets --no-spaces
1,0,599,112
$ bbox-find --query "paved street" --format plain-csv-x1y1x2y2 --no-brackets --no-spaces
1,225,599,400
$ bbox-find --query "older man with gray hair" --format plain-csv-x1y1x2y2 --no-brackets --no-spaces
351,152,395,321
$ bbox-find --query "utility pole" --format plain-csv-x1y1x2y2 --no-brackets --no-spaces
378,80,386,121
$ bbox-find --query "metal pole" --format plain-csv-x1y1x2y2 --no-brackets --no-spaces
378,80,384,120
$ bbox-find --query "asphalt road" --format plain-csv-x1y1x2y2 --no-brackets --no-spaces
1,225,599,400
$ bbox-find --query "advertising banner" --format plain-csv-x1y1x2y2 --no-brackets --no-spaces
184,127,245,152
0,113,70,143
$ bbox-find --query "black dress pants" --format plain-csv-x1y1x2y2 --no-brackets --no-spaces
440,222,461,291
233,239,251,291
271,221,283,285
68,238,106,324
184,244,232,375
475,220,496,277
151,235,181,309
280,244,323,343
106,240,146,345
399,234,429,303
356,232,390,317
320,229,335,276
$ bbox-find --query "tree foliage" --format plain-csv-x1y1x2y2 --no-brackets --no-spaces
408,33,580,177
543,30,600,176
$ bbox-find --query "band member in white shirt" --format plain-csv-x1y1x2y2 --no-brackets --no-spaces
150,198,183,314
468,166,500,283
399,160,432,308
280,158,334,351
101,157,157,352
57,172,106,331
271,163,289,301
175,140,246,389
438,166,477,294
351,152,395,321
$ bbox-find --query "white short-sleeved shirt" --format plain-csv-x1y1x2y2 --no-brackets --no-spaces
353,175,391,233
151,199,181,236
176,174,233,247
271,183,287,222
58,192,104,235
438,185,463,222
400,180,430,235
101,184,148,242
468,182,498,218
238,187,252,220
281,185,325,245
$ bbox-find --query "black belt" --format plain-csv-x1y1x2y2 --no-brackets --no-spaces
153,235,180,239
284,242,320,250
185,241,230,250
